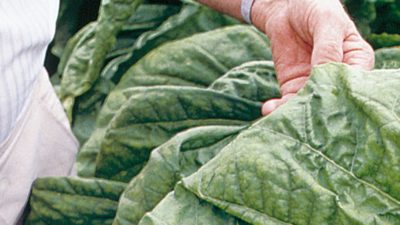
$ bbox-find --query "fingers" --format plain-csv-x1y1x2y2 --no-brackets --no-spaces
309,6,374,70
268,19,312,86
313,24,374,70
311,24,344,66
264,19,312,116
261,75,309,116
279,76,309,96
343,33,375,70
260,0,375,117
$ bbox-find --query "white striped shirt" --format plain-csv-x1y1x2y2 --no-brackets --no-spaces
0,1,59,143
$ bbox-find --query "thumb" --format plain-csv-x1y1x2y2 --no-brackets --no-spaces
262,93,296,116
261,74,309,116
311,26,344,66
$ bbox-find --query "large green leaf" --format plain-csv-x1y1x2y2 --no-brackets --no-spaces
112,125,245,225
107,5,181,59
180,63,400,225
209,61,279,102
109,27,270,91
99,3,239,85
77,25,272,178
55,22,97,88
25,177,126,225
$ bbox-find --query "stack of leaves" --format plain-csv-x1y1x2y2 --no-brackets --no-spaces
25,0,400,224
26,24,279,224
51,0,400,145
26,53,400,225
56,1,238,144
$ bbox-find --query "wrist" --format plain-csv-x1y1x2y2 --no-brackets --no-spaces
250,0,288,33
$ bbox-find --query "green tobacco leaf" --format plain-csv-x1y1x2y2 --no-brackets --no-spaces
99,3,238,85
111,26,270,90
59,0,143,119
209,61,280,101
94,86,262,182
107,5,181,59
77,25,271,178
138,184,249,225
56,22,97,87
181,63,400,225
375,46,400,69
112,125,245,225
25,177,126,225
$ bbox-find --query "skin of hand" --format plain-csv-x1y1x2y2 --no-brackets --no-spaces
252,0,375,115
196,0,375,116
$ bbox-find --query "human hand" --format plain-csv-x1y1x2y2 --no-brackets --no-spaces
251,0,375,115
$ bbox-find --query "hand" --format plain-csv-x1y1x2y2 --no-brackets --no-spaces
251,0,375,115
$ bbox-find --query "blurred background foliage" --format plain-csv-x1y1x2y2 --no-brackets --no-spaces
344,0,400,47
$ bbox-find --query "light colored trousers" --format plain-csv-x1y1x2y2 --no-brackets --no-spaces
0,69,78,224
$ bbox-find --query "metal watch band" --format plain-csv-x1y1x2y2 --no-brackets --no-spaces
241,0,256,24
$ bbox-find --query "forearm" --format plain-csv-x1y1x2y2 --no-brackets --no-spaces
196,0,285,32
